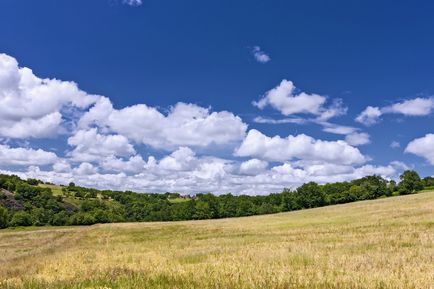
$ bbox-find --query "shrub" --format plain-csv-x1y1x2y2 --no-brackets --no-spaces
10,211,33,227
0,206,9,228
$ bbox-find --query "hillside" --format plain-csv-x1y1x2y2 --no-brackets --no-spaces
1,172,434,229
1,192,433,289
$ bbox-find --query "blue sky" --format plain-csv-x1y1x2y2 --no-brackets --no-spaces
0,0,433,194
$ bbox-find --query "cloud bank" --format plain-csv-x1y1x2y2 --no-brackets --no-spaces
0,53,419,194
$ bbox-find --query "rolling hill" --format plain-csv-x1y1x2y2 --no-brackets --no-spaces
1,191,433,289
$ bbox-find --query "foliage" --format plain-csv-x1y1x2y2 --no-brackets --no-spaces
397,170,424,195
9,211,33,226
0,206,8,228
0,170,432,229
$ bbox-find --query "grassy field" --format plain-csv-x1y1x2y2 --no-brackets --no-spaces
0,192,433,289
37,184,64,196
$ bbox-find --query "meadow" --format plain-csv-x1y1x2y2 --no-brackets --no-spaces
0,192,433,289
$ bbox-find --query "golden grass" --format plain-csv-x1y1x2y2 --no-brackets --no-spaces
1,192,433,289
37,184,64,196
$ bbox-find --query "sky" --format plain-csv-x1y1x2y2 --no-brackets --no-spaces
0,0,433,195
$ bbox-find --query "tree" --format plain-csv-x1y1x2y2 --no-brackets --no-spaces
51,211,69,226
295,182,326,208
27,178,40,186
398,170,423,195
194,201,211,219
422,176,434,188
388,180,397,194
0,206,8,228
10,211,33,227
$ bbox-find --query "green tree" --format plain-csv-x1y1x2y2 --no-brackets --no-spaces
295,182,326,208
194,201,211,219
0,206,9,228
27,178,40,186
398,170,423,195
10,211,33,227
388,180,397,194
422,176,434,188
51,211,69,226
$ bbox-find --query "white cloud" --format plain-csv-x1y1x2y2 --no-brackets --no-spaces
255,117,363,141
253,80,346,121
356,97,434,126
53,160,72,173
384,98,434,116
0,144,58,166
253,116,307,124
158,147,196,171
73,162,97,175
122,0,142,6
390,141,401,149
355,106,382,126
316,99,347,121
235,129,366,165
67,128,136,162
0,53,414,195
253,80,326,116
4,158,403,195
239,159,268,175
79,98,247,150
0,53,100,139
405,134,434,165
320,122,358,135
100,155,146,174
345,132,370,146
252,46,271,63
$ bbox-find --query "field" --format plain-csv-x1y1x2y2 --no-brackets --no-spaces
37,184,64,196
0,192,433,289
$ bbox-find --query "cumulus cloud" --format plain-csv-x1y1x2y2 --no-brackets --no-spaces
100,155,146,174
0,144,58,166
345,132,370,146
73,162,97,175
158,147,197,171
251,46,271,63
356,98,434,126
355,106,382,126
239,159,268,175
235,129,366,165
79,98,247,150
384,98,434,115
0,52,412,195
253,80,346,121
67,128,136,162
405,134,434,165
2,158,404,195
0,53,100,138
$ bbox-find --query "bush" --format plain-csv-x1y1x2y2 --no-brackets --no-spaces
51,211,69,226
0,206,9,228
10,211,33,227
69,212,96,225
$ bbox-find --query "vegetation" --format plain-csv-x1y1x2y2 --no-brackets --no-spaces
0,171,432,228
1,192,433,288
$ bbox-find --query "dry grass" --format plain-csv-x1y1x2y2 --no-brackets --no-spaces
0,192,433,289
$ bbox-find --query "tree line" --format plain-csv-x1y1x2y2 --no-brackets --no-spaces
0,171,433,229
